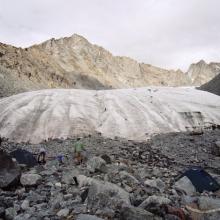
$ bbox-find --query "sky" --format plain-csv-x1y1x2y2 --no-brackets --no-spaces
0,0,220,71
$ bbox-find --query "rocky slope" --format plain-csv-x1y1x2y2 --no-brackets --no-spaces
0,87,220,143
0,130,220,220
1,34,219,98
199,73,220,96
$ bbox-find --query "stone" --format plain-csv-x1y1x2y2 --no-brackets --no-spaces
55,182,62,188
57,208,70,217
139,195,171,209
101,154,112,164
174,176,196,195
87,156,107,173
61,169,79,185
76,214,104,220
20,174,42,186
21,200,30,210
120,205,160,220
119,171,139,186
198,196,220,210
211,141,220,156
86,177,130,210
5,207,17,220
144,178,165,192
0,150,21,189
26,191,46,204
0,207,5,218
14,214,32,220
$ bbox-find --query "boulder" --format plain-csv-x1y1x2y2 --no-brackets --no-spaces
57,208,70,217
144,178,165,192
120,205,161,220
87,156,107,173
5,207,17,220
21,200,30,210
211,141,220,156
76,214,104,220
61,169,79,185
139,195,171,210
198,196,220,210
101,154,112,164
82,176,130,210
20,174,42,186
0,207,5,218
119,171,139,186
0,150,21,189
174,176,196,195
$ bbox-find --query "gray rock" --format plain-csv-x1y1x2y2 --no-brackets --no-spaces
0,150,21,189
198,196,220,210
14,214,32,220
5,207,17,220
57,208,70,217
61,169,79,185
139,195,171,209
101,154,112,164
0,207,5,218
49,193,64,210
26,191,46,204
119,171,139,186
20,174,42,186
120,205,160,220
211,141,220,156
76,214,104,220
87,177,130,210
21,200,30,210
87,156,107,173
174,176,196,195
144,178,165,192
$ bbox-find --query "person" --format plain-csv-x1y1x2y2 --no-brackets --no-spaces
74,138,85,164
38,147,46,164
57,154,64,165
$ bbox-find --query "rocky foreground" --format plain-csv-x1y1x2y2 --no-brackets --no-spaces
0,129,220,220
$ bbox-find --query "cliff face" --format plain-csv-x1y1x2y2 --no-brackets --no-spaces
187,60,220,85
0,34,219,97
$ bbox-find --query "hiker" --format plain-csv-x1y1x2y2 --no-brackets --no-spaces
57,154,65,165
74,138,85,164
37,147,46,164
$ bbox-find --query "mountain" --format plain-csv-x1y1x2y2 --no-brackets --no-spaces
187,60,220,85
0,34,219,97
199,73,220,96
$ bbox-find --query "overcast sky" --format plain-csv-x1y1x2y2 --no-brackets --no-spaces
0,0,220,71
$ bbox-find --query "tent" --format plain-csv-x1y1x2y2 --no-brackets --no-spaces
10,149,38,168
181,167,220,193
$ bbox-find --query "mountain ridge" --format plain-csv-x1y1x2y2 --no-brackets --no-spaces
0,34,219,97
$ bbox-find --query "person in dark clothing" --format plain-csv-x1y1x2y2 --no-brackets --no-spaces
37,147,46,164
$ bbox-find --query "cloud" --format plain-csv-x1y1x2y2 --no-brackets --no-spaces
0,0,219,71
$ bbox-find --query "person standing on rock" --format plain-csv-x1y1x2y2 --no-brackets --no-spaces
74,138,85,165
38,147,46,164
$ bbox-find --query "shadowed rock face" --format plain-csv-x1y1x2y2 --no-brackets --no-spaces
199,73,220,96
1,34,219,98
0,87,219,143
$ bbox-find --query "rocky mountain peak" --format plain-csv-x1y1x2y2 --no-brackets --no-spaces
0,34,220,97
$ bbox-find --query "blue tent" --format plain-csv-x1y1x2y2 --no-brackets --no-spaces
181,167,220,193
